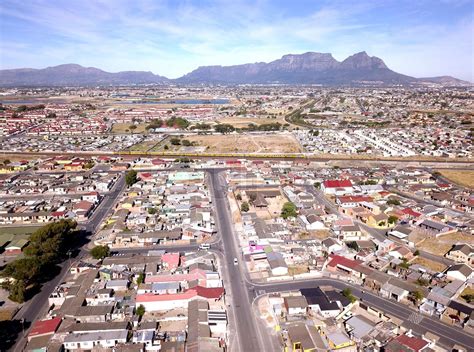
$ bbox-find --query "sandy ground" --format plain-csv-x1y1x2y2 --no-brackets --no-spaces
111,123,148,134
417,232,474,256
217,116,287,128
186,133,303,153
437,170,474,189
411,256,447,273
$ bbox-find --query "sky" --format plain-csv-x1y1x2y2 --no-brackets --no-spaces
0,0,473,80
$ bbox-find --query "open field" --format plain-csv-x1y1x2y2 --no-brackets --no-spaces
417,232,474,256
0,225,42,236
411,256,447,273
436,170,474,189
111,123,148,134
185,133,303,153
217,116,287,128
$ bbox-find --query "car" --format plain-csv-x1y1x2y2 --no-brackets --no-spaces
199,243,211,250
233,258,238,265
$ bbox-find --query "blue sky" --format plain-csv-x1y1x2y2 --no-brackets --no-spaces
0,0,472,80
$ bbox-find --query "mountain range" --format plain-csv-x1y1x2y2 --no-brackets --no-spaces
0,51,470,86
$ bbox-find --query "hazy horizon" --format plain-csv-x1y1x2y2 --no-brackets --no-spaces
1,0,473,80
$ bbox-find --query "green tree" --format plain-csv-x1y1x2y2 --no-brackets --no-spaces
214,124,235,134
388,215,398,224
8,280,26,303
241,202,250,212
411,290,424,304
147,207,157,215
129,125,137,134
342,288,357,303
136,304,146,317
136,273,145,285
386,198,401,206
281,202,297,219
125,170,138,187
235,193,242,201
90,245,110,260
313,182,321,189
181,139,192,146
170,138,181,146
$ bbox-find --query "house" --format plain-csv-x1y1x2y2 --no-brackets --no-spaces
4,238,29,255
417,219,454,235
322,238,343,253
389,225,412,240
63,330,128,350
380,282,409,302
385,333,430,352
321,179,353,195
284,295,308,316
28,316,62,341
445,244,473,265
299,287,348,318
446,264,473,281
267,252,288,276
443,299,473,326
287,323,326,352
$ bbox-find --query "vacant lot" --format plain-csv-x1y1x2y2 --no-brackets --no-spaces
411,257,447,273
217,116,287,128
417,232,474,256
111,123,148,134
186,133,302,153
436,170,474,189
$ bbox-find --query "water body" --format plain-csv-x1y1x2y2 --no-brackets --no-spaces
123,98,230,105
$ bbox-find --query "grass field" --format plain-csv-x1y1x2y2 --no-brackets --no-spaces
436,170,474,189
185,133,303,153
111,123,148,134
0,226,42,236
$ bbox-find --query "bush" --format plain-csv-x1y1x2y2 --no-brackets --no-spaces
136,304,145,317
241,202,250,212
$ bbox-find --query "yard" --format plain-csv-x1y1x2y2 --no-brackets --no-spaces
436,170,474,189
111,123,148,134
411,256,447,273
185,133,303,154
217,116,287,128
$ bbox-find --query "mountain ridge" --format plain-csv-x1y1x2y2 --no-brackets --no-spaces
0,52,470,86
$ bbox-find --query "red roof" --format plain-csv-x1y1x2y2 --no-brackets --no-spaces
338,195,373,203
327,254,362,270
323,180,353,188
402,208,421,218
28,316,62,338
391,334,428,351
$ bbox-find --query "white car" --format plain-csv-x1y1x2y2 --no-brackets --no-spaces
233,258,238,265
199,243,211,250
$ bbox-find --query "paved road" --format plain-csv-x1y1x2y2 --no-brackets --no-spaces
208,169,265,352
254,278,474,350
10,174,126,352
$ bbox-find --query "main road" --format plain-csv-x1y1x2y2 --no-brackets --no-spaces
253,278,474,350
10,174,126,352
208,169,267,352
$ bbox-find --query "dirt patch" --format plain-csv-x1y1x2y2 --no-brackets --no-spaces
288,265,309,276
186,133,302,154
111,123,148,134
411,256,447,273
217,117,287,128
417,232,474,256
436,170,474,189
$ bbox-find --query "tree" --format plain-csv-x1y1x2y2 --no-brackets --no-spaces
129,125,137,134
170,138,181,146
136,273,145,285
136,304,145,317
346,241,359,251
414,249,420,256
125,170,138,187
313,182,321,189
386,198,401,206
147,207,157,215
388,215,398,224
181,139,192,146
241,202,250,212
8,280,26,303
235,193,242,201
281,202,297,219
411,290,424,304
90,245,110,260
342,288,357,303
214,124,235,134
